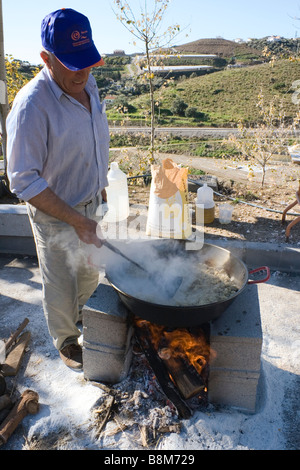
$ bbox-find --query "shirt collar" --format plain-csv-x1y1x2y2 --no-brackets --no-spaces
43,66,65,101
43,65,96,102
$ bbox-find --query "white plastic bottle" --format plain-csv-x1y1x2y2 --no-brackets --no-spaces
0,340,5,364
105,162,129,222
195,183,215,224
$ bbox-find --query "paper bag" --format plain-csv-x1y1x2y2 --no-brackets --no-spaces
146,158,192,239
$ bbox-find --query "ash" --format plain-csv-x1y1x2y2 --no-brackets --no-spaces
90,339,207,448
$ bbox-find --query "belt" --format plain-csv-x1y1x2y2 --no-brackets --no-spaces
83,199,93,207
77,198,93,208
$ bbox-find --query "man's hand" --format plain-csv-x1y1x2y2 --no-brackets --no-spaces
101,188,107,202
29,188,103,247
73,216,103,248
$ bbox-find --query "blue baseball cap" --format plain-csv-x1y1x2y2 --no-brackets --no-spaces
41,8,104,71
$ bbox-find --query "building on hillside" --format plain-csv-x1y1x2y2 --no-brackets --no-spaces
267,35,283,42
113,49,126,55
147,54,217,59
104,95,117,104
143,65,214,75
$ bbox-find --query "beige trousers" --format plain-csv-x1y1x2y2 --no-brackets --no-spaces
27,196,101,351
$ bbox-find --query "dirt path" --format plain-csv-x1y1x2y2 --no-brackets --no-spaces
158,152,298,187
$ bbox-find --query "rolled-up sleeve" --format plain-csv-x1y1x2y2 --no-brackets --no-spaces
7,98,49,201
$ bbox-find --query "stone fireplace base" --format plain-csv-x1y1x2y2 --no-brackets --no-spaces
209,283,262,413
82,273,262,413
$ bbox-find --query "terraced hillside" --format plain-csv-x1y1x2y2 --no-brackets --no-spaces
129,59,300,126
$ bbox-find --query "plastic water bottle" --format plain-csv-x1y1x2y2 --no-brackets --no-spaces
106,162,129,222
0,340,5,364
195,183,215,224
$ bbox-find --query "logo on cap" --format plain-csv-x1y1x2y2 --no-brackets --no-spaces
71,30,90,47
71,31,81,41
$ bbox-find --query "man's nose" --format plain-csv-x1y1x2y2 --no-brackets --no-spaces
77,67,91,76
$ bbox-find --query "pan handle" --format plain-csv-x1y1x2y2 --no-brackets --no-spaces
248,266,270,284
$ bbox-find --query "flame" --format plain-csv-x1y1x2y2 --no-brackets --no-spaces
162,328,209,375
135,319,213,376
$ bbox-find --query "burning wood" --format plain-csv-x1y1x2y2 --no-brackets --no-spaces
134,322,192,419
135,319,211,402
159,353,205,400
90,317,212,446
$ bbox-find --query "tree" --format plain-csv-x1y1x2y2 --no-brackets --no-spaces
171,97,188,116
185,107,198,119
229,92,299,187
113,0,181,165
0,0,40,190
0,56,39,191
115,95,136,114
0,0,9,186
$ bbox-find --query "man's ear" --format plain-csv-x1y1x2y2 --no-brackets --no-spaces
40,50,50,67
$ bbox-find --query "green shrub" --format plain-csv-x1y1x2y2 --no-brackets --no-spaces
171,97,188,116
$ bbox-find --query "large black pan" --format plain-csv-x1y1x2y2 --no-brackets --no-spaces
105,241,270,327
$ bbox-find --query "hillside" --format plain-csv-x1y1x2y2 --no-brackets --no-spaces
129,59,300,127
249,37,300,58
174,38,263,61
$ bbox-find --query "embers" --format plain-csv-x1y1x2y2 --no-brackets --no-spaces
134,319,212,418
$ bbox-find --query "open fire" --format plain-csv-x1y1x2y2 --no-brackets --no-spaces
134,319,215,416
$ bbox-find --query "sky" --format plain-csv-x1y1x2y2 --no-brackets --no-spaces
2,0,300,65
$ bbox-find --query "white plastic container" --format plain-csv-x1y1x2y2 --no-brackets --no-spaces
219,203,234,224
105,162,129,222
195,183,215,224
0,340,5,364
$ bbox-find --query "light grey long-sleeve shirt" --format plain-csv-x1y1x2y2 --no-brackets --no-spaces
6,66,110,207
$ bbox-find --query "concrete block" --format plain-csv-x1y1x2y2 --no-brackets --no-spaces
210,285,262,372
82,273,134,384
210,284,262,340
82,276,133,358
83,306,132,348
83,341,132,384
208,369,260,413
0,205,36,255
84,274,129,319
210,336,262,372
208,281,263,412
0,205,33,237
0,236,36,256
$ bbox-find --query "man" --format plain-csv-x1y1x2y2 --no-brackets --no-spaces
6,9,110,370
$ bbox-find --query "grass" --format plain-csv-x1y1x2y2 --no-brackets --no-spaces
186,167,206,176
160,59,300,126
107,59,300,127
110,133,240,160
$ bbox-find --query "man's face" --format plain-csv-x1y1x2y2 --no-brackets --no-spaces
41,51,91,98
